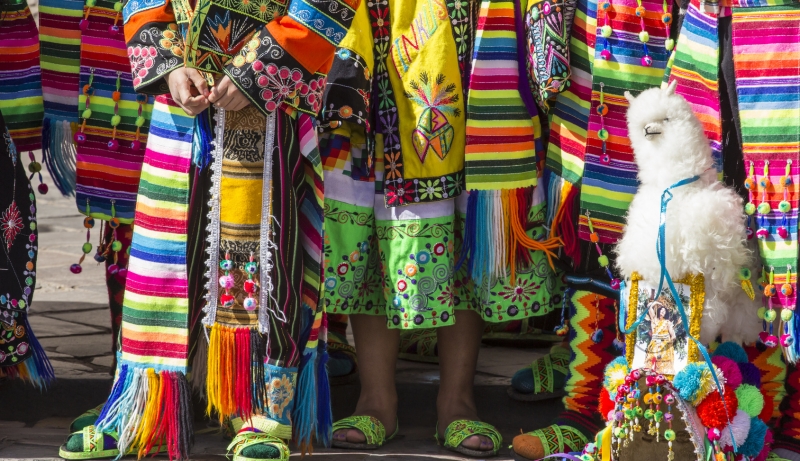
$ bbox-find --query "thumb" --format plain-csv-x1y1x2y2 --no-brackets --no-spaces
186,68,210,98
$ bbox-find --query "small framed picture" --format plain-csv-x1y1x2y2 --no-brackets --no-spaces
624,272,705,377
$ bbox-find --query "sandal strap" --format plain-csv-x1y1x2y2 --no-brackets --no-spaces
528,425,587,456
440,420,502,455
332,416,388,446
81,425,118,453
227,431,290,461
532,347,570,394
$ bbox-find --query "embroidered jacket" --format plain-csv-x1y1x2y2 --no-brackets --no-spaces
123,0,360,116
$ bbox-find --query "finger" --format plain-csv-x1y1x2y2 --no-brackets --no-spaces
232,94,250,111
208,79,228,105
185,95,210,114
174,81,193,110
186,68,210,98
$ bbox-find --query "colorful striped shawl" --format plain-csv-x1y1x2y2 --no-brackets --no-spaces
465,0,540,191
39,0,83,195
0,1,44,153
731,5,799,346
576,0,672,243
75,4,152,223
96,96,194,459
663,0,724,175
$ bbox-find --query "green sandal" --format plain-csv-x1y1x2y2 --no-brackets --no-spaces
227,430,290,461
59,426,119,460
508,346,570,402
69,404,105,433
331,415,398,450
512,424,588,461
436,420,502,458
58,425,167,460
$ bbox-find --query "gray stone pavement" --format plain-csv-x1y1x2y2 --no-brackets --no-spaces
0,171,562,460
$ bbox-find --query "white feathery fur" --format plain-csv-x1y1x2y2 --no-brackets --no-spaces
615,82,757,344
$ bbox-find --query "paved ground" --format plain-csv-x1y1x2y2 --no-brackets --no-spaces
0,172,562,459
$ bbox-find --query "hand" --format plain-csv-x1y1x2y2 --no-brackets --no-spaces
208,76,250,111
167,67,210,116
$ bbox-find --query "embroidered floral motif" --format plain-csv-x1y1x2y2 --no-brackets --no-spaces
158,24,185,57
266,371,295,422
128,45,158,88
227,32,326,115
1,201,22,250
406,73,460,163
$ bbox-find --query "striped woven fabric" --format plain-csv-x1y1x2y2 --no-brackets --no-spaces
75,3,152,223
577,0,672,243
0,0,43,153
96,95,193,459
544,0,597,187
745,344,787,420
663,0,723,174
732,5,799,316
465,0,539,191
39,0,83,195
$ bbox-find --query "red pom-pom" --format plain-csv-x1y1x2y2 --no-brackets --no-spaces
759,391,774,423
697,386,739,430
599,387,615,419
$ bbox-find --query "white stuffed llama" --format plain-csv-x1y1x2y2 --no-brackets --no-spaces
615,81,757,344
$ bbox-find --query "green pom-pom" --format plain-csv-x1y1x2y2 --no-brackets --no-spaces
757,307,766,320
82,242,93,254
113,1,123,11
598,128,609,141
85,0,96,6
598,255,609,267
739,268,751,281
782,309,794,322
758,202,771,215
665,38,675,51
28,162,42,173
744,202,756,215
136,116,146,127
639,31,650,43
530,7,540,20
764,309,777,322
111,115,122,127
601,25,613,38
111,240,123,252
779,200,791,213
664,429,676,441
82,108,92,119
736,384,764,418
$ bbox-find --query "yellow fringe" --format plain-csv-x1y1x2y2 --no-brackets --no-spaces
206,324,237,420
133,369,161,458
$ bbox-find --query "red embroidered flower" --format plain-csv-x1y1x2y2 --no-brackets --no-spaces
1,201,23,250
385,181,414,205
370,7,389,37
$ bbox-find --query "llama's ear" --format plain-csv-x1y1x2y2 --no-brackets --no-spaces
624,91,635,103
665,80,677,95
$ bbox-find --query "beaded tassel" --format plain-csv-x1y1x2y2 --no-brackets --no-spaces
599,0,613,60
587,212,621,289
108,73,122,151
662,0,674,51
132,95,147,150
106,200,123,274
242,254,259,311
597,84,610,163
635,0,653,66
756,161,771,239
75,68,94,145
781,265,795,348
109,0,122,34
778,161,792,239
745,161,756,239
663,391,675,461
759,267,779,347
79,0,94,30
218,253,235,308
27,151,48,194
70,199,94,274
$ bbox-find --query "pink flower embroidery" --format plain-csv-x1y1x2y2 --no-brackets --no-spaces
128,46,158,87
1,201,23,250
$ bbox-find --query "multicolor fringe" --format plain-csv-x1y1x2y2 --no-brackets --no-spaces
577,0,673,243
97,96,194,460
39,0,84,195
0,0,43,153
75,4,151,223
732,5,800,319
0,317,56,389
